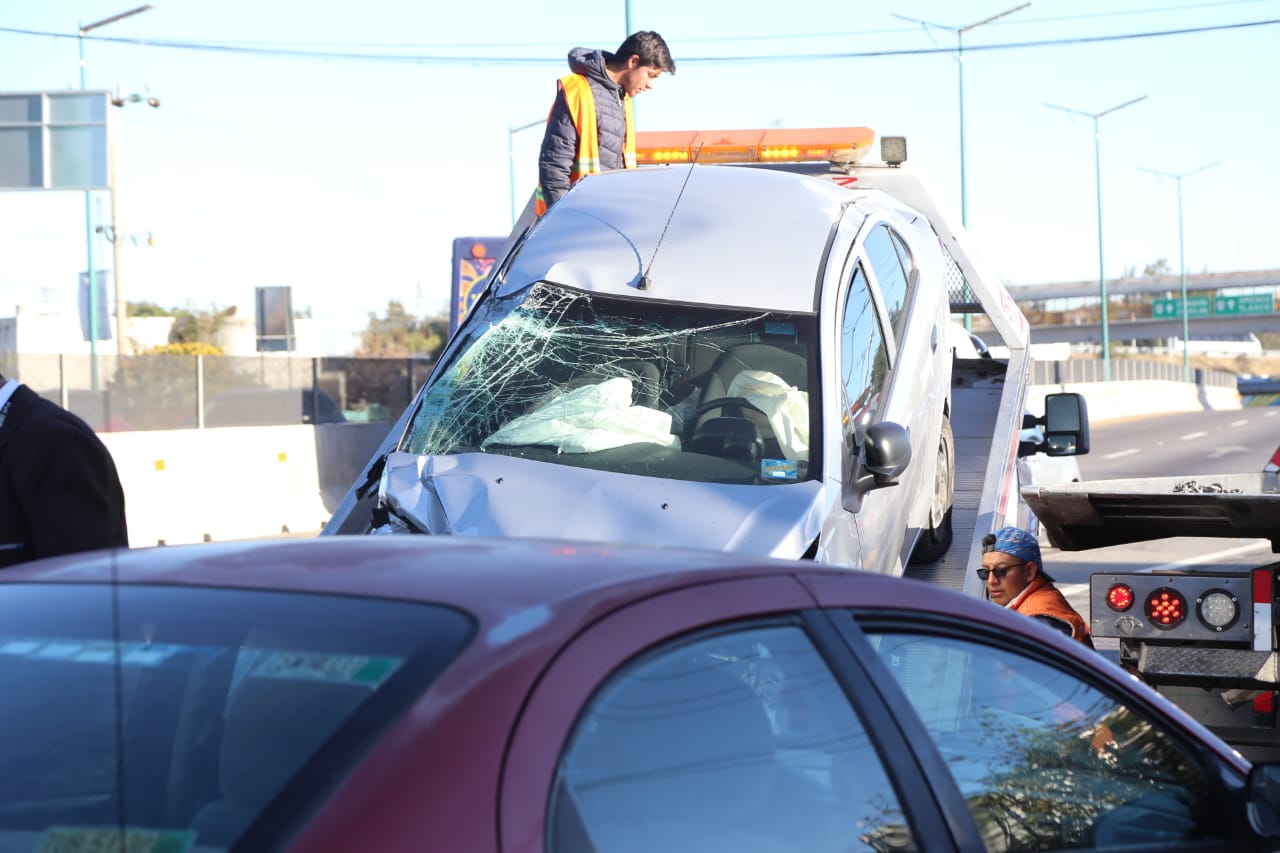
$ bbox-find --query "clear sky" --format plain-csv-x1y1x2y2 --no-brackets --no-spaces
2,1,1278,354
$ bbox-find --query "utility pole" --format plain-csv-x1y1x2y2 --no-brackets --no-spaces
1139,161,1221,383
78,4,154,381
1047,95,1147,381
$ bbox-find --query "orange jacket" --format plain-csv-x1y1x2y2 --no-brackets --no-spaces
1009,574,1094,648
535,73,635,217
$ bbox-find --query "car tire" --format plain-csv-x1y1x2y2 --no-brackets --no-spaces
910,415,954,565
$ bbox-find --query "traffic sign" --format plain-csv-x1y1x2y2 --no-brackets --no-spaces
1152,296,1211,318
1213,293,1274,316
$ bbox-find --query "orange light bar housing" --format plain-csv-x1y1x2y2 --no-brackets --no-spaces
635,127,876,166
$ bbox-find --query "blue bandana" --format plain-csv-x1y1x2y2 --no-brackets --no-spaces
985,526,1041,567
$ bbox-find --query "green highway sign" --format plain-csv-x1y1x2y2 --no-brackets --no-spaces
1152,296,1211,318
1213,293,1274,316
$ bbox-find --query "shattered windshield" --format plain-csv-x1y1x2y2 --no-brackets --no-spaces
402,282,819,486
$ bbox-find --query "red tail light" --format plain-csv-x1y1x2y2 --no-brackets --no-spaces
1255,692,1276,715
1145,587,1187,628
1106,584,1135,612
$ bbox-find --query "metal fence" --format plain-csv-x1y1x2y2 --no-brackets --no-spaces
0,352,435,432
1029,357,1238,389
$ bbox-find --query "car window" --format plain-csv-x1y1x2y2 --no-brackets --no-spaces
863,224,915,346
840,263,891,450
864,630,1227,852
550,623,917,853
0,583,472,852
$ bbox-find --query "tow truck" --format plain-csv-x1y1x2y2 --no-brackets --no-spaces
1024,447,1280,760
325,126,1087,593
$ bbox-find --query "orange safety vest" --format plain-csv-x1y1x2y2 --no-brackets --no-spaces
535,74,636,217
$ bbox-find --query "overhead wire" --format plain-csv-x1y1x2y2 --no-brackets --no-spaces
0,15,1276,64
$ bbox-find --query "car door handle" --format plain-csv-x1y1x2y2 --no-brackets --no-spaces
930,324,938,353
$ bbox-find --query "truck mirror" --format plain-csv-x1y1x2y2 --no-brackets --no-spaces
1043,392,1090,456
1248,764,1280,838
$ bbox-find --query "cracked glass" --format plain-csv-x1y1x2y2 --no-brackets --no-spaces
402,282,819,486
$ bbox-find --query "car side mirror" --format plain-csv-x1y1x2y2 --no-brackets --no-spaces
1249,763,1280,838
851,421,912,495
1043,392,1089,456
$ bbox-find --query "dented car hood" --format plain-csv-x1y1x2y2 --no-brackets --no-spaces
378,451,825,557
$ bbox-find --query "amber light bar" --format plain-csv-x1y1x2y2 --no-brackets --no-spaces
634,127,876,166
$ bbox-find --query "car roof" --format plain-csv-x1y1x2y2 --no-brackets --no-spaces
5,536,1247,776
500,164,852,314
0,536,978,645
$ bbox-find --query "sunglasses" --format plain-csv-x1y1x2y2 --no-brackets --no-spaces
976,563,1025,581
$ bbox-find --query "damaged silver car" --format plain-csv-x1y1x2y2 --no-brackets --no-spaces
326,148,958,575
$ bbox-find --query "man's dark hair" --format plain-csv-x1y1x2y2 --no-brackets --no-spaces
613,31,675,73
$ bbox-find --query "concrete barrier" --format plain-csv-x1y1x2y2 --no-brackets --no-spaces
94,378,1240,547
1026,380,1241,425
100,422,389,547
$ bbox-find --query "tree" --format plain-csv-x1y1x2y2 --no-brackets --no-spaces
1142,258,1172,277
356,300,449,358
127,300,170,317
170,304,235,346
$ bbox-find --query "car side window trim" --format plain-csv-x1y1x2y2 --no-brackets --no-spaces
799,609,962,850
816,608,988,852
842,609,1250,842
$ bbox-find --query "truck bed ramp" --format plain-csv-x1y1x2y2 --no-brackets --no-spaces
1023,473,1280,552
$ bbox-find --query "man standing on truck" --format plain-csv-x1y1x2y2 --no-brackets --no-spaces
535,31,676,217
980,527,1093,648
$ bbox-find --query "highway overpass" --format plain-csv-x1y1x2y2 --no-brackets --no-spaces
1003,268,1280,345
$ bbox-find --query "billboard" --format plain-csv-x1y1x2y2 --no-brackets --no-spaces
450,236,504,334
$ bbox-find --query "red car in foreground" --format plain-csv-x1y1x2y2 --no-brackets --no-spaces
1,536,1277,852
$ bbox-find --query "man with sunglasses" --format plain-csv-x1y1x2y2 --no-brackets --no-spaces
979,526,1092,648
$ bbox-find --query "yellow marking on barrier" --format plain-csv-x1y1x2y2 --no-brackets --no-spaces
154,459,165,471
278,452,287,462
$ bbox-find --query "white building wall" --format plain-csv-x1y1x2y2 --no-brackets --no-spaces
1,306,323,356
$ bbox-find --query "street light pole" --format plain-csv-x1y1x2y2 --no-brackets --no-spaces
1047,95,1146,382
1139,161,1221,383
78,4,154,382
508,118,544,226
892,4,1029,228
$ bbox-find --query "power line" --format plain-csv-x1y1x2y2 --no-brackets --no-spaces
1,16,1276,64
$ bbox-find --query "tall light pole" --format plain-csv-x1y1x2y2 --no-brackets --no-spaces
78,4,154,380
1047,95,1147,381
106,88,160,351
508,118,544,226
1139,161,1221,383
892,4,1029,228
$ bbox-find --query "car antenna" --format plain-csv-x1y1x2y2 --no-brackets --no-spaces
637,144,702,291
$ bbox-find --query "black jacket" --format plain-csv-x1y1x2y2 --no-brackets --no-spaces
538,47,630,208
0,383,129,568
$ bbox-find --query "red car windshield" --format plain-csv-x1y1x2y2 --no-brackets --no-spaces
0,583,473,851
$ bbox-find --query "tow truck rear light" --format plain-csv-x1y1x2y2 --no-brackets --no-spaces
1255,692,1276,715
1106,583,1135,612
1145,587,1187,628
634,127,876,166
1195,590,1239,630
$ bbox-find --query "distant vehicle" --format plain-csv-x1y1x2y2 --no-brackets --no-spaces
331,128,1087,588
3,535,1278,851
